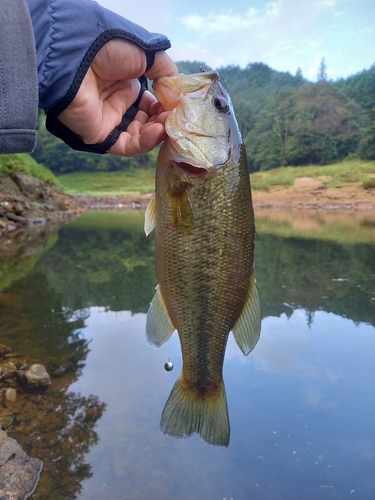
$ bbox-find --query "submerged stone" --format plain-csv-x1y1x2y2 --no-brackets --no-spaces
0,344,11,356
4,388,17,405
18,364,51,389
0,412,13,429
0,361,17,379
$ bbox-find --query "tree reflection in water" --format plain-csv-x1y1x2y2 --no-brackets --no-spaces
0,209,374,498
0,211,155,498
0,275,105,499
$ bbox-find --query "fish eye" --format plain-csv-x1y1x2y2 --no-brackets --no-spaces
213,96,229,113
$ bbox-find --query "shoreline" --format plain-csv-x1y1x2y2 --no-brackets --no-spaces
73,184,375,212
251,179,375,211
1,175,375,237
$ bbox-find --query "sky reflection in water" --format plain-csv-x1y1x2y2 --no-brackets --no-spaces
0,210,374,499
71,306,375,500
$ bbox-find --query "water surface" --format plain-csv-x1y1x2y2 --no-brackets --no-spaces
0,210,374,499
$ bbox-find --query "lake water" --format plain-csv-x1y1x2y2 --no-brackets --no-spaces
0,209,374,500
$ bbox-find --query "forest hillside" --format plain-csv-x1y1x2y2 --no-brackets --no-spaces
30,60,375,174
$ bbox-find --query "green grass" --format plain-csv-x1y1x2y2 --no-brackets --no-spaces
58,159,375,196
57,169,156,196
250,159,375,190
4,156,370,196
0,154,56,184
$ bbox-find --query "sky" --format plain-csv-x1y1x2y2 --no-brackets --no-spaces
98,0,374,81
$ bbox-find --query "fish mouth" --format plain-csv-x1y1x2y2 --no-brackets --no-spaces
173,161,208,177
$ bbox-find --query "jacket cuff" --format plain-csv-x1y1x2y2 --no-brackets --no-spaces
26,0,171,154
27,0,171,113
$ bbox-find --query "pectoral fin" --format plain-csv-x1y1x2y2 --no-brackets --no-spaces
232,277,261,356
146,285,175,347
170,188,194,235
144,191,157,236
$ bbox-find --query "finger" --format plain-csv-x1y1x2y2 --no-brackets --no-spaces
145,51,178,81
108,123,166,156
138,90,167,117
92,39,147,80
108,111,171,156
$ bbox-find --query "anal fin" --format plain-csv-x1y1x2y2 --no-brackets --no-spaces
232,277,261,355
146,285,175,347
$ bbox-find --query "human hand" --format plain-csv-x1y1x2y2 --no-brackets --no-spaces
57,39,178,156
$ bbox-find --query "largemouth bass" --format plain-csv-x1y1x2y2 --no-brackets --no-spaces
145,71,261,447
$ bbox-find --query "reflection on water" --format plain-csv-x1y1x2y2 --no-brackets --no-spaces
0,210,374,499
255,209,375,245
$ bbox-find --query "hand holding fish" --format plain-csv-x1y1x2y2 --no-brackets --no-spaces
57,39,178,156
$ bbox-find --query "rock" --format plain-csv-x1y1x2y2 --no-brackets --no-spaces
13,202,24,214
18,364,51,389
5,212,26,224
0,413,13,429
0,361,17,379
0,173,85,237
43,203,58,212
0,428,43,500
0,175,21,198
10,172,42,196
4,388,17,404
0,345,11,356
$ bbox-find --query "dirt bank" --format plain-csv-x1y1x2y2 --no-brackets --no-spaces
251,177,375,210
1,175,375,239
0,173,85,237
74,192,153,210
75,177,375,212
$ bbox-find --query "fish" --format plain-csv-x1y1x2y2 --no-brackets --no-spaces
144,71,261,447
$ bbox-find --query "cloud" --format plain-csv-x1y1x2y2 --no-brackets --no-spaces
178,1,339,38
170,0,373,79
98,0,374,80
181,8,261,34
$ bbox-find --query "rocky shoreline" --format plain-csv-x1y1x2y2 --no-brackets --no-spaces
0,173,86,238
1,174,375,240
0,345,51,500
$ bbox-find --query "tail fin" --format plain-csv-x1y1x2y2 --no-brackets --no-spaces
160,375,230,447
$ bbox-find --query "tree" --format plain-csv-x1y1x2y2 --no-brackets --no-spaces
336,64,375,159
244,80,364,170
295,67,303,82
33,112,151,173
317,57,327,81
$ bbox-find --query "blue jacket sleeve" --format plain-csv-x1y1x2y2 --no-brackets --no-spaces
0,0,38,154
27,0,171,113
26,0,172,153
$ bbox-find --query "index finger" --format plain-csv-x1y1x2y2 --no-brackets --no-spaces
145,51,178,81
